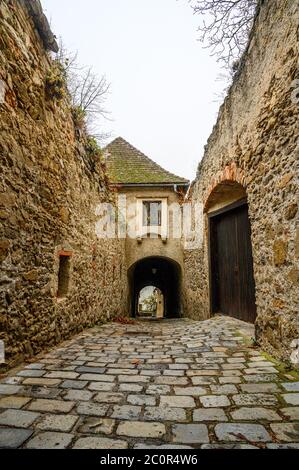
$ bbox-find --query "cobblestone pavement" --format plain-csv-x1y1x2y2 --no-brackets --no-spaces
0,316,299,449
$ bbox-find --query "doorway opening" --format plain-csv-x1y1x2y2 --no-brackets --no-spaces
137,286,164,319
128,256,181,319
207,183,257,323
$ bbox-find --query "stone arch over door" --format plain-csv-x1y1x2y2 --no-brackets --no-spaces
204,162,247,212
128,256,182,318
205,167,257,323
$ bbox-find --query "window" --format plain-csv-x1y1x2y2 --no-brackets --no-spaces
57,254,71,298
137,198,168,240
142,201,162,227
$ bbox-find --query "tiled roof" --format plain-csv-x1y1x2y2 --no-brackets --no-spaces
104,137,189,185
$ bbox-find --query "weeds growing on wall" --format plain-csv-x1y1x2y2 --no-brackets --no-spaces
72,105,87,131
45,60,67,101
85,136,103,160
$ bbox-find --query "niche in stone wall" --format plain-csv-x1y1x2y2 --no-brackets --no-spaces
57,252,72,298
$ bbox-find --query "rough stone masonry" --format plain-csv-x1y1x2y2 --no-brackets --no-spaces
183,0,299,362
0,0,298,370
0,0,128,368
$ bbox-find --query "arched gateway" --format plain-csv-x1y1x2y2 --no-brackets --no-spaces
128,256,182,319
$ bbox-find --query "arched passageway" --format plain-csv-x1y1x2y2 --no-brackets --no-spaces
128,257,181,319
206,181,257,323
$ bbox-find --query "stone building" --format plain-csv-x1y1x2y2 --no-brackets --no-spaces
0,0,298,368
105,137,189,318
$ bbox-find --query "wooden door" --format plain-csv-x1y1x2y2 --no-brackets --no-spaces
209,200,257,323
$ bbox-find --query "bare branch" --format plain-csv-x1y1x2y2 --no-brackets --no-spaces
189,0,257,69
55,41,111,144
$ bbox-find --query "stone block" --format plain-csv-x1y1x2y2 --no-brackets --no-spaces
200,395,231,408
270,424,299,442
28,399,75,413
117,421,166,438
25,432,74,449
193,408,228,422
0,409,40,428
172,424,209,444
36,414,79,432
73,437,128,449
215,423,271,442
0,428,33,449
76,402,109,417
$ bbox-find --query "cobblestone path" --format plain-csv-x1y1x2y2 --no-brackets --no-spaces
0,317,299,449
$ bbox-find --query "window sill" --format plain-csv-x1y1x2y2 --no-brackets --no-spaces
137,234,168,244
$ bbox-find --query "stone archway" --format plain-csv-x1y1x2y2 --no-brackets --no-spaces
128,256,182,319
205,174,257,323
204,162,247,212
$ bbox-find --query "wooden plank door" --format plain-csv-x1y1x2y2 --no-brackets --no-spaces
210,201,257,323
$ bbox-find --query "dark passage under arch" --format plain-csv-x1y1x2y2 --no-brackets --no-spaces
128,256,181,319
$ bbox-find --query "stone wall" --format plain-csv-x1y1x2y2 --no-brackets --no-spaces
0,0,128,368
1,0,298,368
184,0,299,361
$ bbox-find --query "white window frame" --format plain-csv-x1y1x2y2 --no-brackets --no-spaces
136,198,168,241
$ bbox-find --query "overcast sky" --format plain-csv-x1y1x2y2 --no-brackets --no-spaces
41,0,226,181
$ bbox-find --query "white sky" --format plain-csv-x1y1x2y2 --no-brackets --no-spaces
41,0,226,181
139,286,155,303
